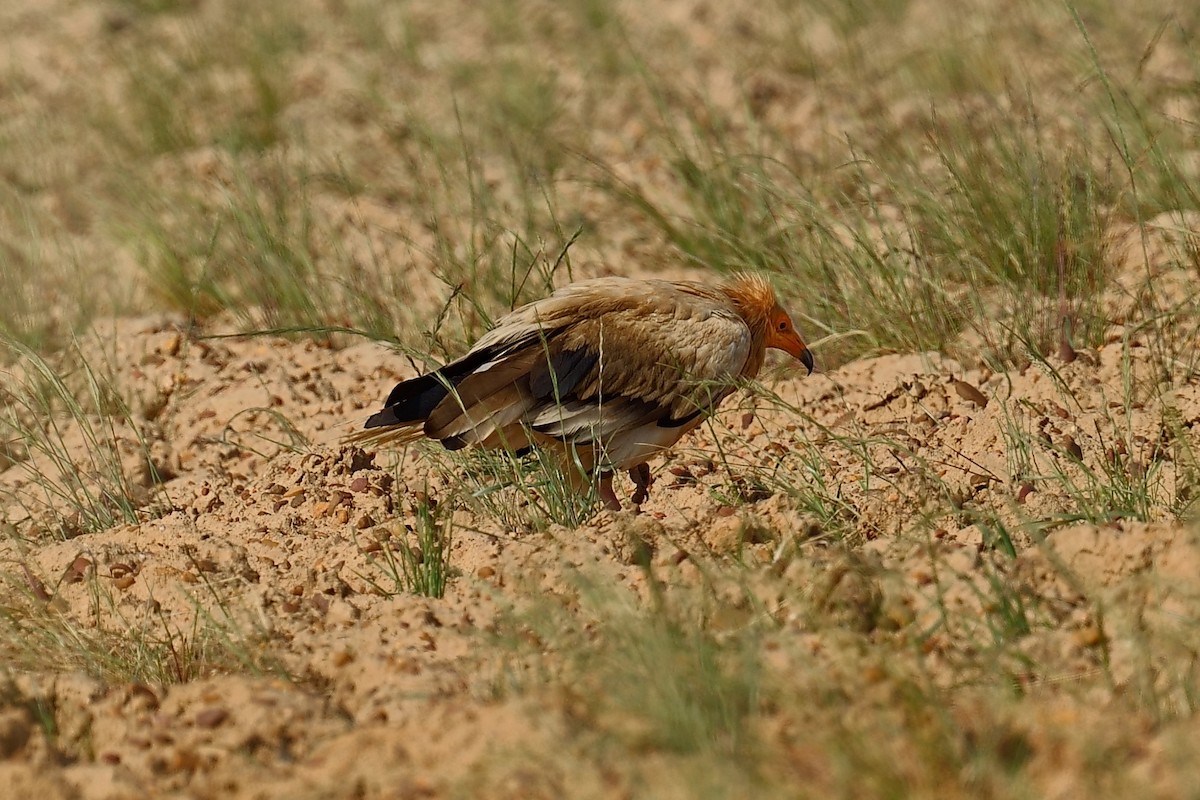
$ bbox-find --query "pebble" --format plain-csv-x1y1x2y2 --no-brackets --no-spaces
194,708,228,729
168,747,200,772
159,332,182,357
952,379,988,407
1058,338,1077,363
1073,624,1105,647
0,708,32,758
64,557,92,584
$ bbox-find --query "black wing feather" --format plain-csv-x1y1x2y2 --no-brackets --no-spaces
363,346,504,429
527,347,598,402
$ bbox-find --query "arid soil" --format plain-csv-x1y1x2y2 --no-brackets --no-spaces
2,234,1199,797
2,0,1200,798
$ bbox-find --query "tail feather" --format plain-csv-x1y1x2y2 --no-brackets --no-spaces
343,423,426,448
352,329,574,452
364,372,451,429
425,350,540,435
362,345,507,431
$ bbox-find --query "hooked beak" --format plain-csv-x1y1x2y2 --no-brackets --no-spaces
771,331,814,375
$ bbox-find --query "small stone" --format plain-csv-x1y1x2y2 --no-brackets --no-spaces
350,477,370,493
194,708,227,729
476,566,496,579
195,490,221,513
952,379,988,407
159,332,182,357
1017,483,1035,503
1057,336,1077,364
336,507,351,525
65,557,92,584
354,513,375,530
169,747,200,773
114,575,136,590
1074,624,1105,647
0,708,32,758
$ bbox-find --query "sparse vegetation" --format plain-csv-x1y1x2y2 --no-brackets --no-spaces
361,490,455,598
0,335,167,539
1,0,1199,796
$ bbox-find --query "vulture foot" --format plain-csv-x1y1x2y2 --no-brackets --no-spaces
629,462,653,506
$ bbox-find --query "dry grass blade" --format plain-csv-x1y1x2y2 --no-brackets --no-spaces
0,336,169,540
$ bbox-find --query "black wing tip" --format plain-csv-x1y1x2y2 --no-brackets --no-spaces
364,408,402,429
658,409,704,429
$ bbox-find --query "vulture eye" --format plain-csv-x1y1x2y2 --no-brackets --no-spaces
777,319,789,332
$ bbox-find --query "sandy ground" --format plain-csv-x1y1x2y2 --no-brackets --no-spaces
1,0,1199,797
1,252,1198,796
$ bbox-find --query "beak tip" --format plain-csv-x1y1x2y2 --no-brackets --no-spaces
800,348,814,375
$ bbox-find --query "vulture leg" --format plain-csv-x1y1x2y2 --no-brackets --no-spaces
597,472,622,511
629,462,653,506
